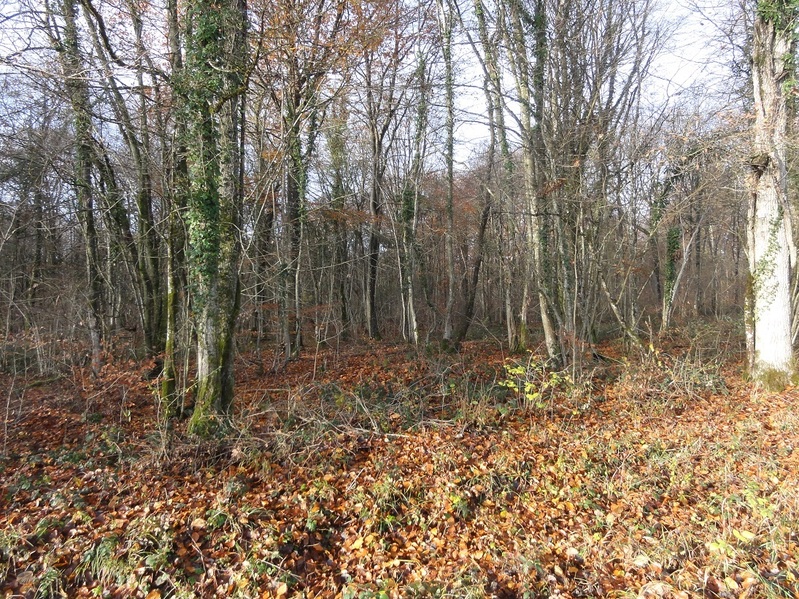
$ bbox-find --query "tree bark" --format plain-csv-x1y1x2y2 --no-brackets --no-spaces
505,0,558,359
470,0,516,350
184,0,247,435
161,0,188,414
747,3,796,388
438,0,456,347
81,0,164,354
57,0,105,376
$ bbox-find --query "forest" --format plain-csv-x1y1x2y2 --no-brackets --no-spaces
0,0,798,596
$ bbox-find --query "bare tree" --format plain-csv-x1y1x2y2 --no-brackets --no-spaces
52,0,105,376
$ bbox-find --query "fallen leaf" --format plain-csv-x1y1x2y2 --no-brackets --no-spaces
191,517,207,530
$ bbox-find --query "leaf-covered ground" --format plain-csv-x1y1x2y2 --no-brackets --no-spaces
1,338,798,598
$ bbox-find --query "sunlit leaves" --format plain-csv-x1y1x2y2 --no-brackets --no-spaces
1,341,799,596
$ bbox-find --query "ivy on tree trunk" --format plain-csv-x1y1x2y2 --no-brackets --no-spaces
182,0,247,435
746,0,797,388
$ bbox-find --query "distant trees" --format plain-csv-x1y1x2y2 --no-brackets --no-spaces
1,0,793,428
458,0,667,363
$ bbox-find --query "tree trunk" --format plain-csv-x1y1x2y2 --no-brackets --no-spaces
80,0,164,355
438,0,456,347
505,0,558,359
400,53,430,345
161,0,188,414
58,0,104,376
747,4,795,388
470,0,517,350
284,106,305,358
453,199,491,345
184,0,247,436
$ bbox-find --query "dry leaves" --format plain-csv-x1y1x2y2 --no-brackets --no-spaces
0,341,797,597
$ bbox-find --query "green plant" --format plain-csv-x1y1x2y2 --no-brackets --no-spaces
499,356,576,410
405,581,447,597
126,515,174,575
742,483,777,520
76,535,127,586
0,528,28,581
35,567,62,599
449,493,470,519
342,578,402,599
371,474,404,514
206,507,230,531
33,517,63,541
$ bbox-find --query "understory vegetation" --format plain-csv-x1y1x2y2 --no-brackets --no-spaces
1,325,797,598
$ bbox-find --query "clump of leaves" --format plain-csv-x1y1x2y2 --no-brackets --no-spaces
498,355,579,411
125,515,175,574
0,528,29,581
34,566,61,599
33,517,63,542
205,507,231,531
76,534,127,586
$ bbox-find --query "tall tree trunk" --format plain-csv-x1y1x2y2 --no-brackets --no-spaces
284,104,305,359
506,0,558,359
364,51,392,341
453,198,491,345
693,205,703,316
326,112,351,339
747,2,796,388
438,0,456,347
131,6,164,354
161,0,188,414
367,209,381,340
400,52,430,345
184,0,247,435
80,0,164,355
470,0,516,350
58,0,104,376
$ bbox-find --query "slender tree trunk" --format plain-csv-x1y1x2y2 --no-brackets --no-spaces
131,10,164,354
694,205,703,317
438,0,456,347
332,175,351,339
364,59,387,341
58,0,104,376
161,0,187,414
661,224,681,330
400,53,430,345
453,199,491,345
283,99,307,358
506,0,558,359
81,0,164,355
367,214,381,339
471,0,517,350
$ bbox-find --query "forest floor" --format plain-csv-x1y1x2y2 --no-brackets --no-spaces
1,330,798,598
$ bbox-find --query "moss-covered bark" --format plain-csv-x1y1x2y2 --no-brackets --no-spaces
181,0,247,436
58,0,105,376
160,0,188,416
